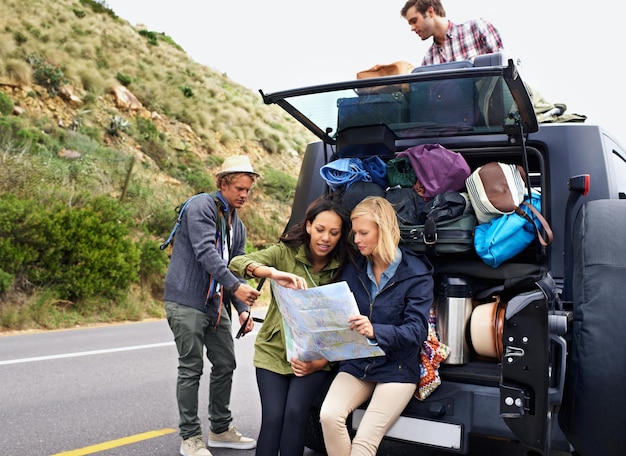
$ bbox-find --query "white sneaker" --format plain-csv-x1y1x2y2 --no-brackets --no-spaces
180,435,212,456
208,425,256,450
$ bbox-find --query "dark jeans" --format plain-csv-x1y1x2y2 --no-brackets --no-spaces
165,300,235,439
255,367,330,456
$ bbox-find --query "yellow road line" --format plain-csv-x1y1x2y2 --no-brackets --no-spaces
50,428,177,455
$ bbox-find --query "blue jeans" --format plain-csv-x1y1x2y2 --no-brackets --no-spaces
165,300,235,439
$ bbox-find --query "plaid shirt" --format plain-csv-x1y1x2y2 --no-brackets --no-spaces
421,18,503,66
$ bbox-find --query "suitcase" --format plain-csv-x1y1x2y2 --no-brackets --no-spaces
409,79,477,128
337,92,408,132
409,61,477,128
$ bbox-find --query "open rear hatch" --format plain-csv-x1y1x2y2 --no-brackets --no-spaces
260,53,538,150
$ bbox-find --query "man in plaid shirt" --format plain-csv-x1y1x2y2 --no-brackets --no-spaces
401,0,503,65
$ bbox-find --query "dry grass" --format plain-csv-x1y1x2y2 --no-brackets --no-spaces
0,32,15,58
2,59,31,85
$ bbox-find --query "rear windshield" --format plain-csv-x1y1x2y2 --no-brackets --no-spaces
261,59,537,144
284,77,516,140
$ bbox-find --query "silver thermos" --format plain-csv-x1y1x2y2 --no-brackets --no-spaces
436,277,473,365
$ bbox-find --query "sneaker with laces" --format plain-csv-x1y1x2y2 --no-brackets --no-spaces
208,425,256,450
180,435,213,456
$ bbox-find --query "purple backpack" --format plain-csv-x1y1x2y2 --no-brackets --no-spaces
398,144,471,199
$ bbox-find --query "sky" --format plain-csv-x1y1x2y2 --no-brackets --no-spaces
104,1,624,147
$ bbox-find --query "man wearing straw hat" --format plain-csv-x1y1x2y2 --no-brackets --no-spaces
164,155,261,456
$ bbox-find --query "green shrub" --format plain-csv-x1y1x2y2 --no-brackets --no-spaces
0,302,27,330
0,194,139,301
138,29,158,46
137,236,168,287
13,31,27,45
26,25,42,40
158,33,183,51
179,85,194,98
145,203,179,239
0,92,14,115
79,0,117,19
116,72,132,86
259,167,297,202
56,204,139,300
135,117,159,141
170,159,216,193
0,116,59,158
0,195,42,273
0,269,14,293
183,170,215,193
26,53,68,97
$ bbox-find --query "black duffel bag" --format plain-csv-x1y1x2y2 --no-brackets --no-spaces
399,192,476,256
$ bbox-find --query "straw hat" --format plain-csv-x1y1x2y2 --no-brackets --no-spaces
469,299,505,360
215,155,260,177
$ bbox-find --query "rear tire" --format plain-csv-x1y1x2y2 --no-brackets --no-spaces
559,200,626,456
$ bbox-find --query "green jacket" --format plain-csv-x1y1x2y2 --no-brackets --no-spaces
229,242,341,375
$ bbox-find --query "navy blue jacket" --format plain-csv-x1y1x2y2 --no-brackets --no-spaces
338,247,434,383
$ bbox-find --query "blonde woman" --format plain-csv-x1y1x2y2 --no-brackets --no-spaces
319,196,434,456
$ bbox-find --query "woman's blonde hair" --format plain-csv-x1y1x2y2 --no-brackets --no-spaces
351,196,400,264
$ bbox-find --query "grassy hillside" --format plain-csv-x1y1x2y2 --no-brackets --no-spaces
0,0,316,330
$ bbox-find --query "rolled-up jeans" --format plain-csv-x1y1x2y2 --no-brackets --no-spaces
165,299,235,439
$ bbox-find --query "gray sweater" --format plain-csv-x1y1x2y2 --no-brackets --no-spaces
163,192,247,316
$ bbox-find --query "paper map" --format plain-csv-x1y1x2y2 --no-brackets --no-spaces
271,280,385,362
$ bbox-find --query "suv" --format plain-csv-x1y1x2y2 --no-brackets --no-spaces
260,53,626,456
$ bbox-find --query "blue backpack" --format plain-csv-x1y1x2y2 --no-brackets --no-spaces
159,192,229,256
474,193,552,268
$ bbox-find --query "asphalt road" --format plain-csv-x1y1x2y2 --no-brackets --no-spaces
0,315,264,456
0,312,572,456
